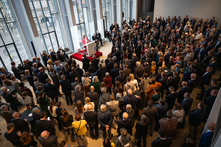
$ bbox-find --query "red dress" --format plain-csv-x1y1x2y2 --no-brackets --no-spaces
142,48,148,55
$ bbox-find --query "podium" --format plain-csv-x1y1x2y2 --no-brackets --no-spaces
83,41,96,57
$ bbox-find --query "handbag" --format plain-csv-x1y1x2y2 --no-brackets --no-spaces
71,120,82,142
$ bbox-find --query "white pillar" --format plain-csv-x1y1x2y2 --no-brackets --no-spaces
95,0,104,39
116,0,122,31
132,0,138,21
64,0,80,51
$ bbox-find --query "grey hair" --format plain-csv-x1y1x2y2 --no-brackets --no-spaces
75,85,81,91
32,107,40,114
126,104,132,112
1,87,7,92
92,76,99,83
101,87,106,94
100,104,107,112
1,105,8,111
61,75,65,80
105,72,110,77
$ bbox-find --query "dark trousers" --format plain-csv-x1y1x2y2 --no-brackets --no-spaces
101,127,111,139
200,84,205,99
148,122,154,136
64,92,72,105
51,95,58,102
137,134,147,147
189,125,198,141
89,125,99,138
55,117,62,131
98,38,103,45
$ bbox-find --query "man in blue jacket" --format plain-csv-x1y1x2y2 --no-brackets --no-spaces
198,122,216,147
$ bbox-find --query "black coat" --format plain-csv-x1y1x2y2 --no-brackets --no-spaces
151,137,172,147
35,120,56,135
59,79,72,94
165,92,178,110
189,109,205,127
117,118,133,135
201,71,212,85
91,59,99,70
87,91,99,105
84,111,98,127
37,72,49,84
106,61,115,72
177,86,190,103
38,135,59,147
167,76,180,91
69,71,81,83
49,72,59,87
130,57,139,71
11,66,21,80
10,118,29,133
187,79,197,93
96,68,106,82
110,68,120,83
45,83,57,96
116,74,126,85
82,58,90,71
159,77,167,91
181,98,193,116
134,65,144,80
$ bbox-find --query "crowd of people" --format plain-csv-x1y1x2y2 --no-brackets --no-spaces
0,14,220,147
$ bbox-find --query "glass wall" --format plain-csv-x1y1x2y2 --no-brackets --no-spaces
102,0,111,31
122,0,128,21
72,0,91,46
29,0,65,53
113,0,117,23
0,0,29,72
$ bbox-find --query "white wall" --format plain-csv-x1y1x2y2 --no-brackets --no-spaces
154,0,221,25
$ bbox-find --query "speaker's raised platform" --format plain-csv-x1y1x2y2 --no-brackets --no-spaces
72,51,103,61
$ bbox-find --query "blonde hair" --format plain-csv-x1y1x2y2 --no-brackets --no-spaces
92,76,99,83
129,73,135,81
151,61,156,66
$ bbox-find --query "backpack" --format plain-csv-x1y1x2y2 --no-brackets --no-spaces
101,93,110,104
119,136,130,147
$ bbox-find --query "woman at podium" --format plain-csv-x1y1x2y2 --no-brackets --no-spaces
82,35,90,45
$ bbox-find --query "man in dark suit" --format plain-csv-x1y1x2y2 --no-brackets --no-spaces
11,62,21,80
117,112,133,135
96,64,106,82
59,75,73,105
123,89,139,112
95,30,103,46
49,68,61,95
164,48,172,66
37,67,48,84
167,71,180,91
142,100,158,136
45,79,58,102
155,99,168,131
116,70,126,85
198,122,216,147
130,53,139,73
84,104,99,140
87,86,99,111
35,111,56,136
1,87,18,111
198,43,206,61
189,102,206,141
91,55,100,70
209,57,217,74
215,47,221,70
38,130,59,147
110,63,120,84
204,89,218,119
205,80,218,98
135,40,142,59
50,50,57,62
106,58,114,73
198,66,213,100
188,73,197,93
10,112,29,133
75,64,83,77
69,67,81,83
71,77,83,90
98,105,113,139
181,92,193,116
159,72,167,98
134,61,144,82
182,64,196,81
82,54,90,72
214,37,221,52
4,123,22,147
165,86,178,110
113,48,121,61
151,129,172,147
0,105,15,124
190,17,196,27
123,64,131,78
177,81,190,103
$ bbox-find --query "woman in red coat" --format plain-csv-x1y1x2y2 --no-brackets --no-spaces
103,72,112,93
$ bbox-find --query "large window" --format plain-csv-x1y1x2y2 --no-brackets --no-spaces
122,0,128,21
0,0,29,72
113,0,117,23
102,0,111,31
72,0,91,46
29,0,65,53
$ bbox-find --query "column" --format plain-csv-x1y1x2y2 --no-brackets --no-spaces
116,0,122,31
88,0,95,38
95,0,104,39
57,0,74,52
132,0,138,21
64,0,80,50
11,0,40,58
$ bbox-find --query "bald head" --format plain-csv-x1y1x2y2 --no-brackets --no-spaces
207,122,216,131
123,112,129,119
41,131,50,139
128,89,132,95
12,112,20,119
90,86,95,91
